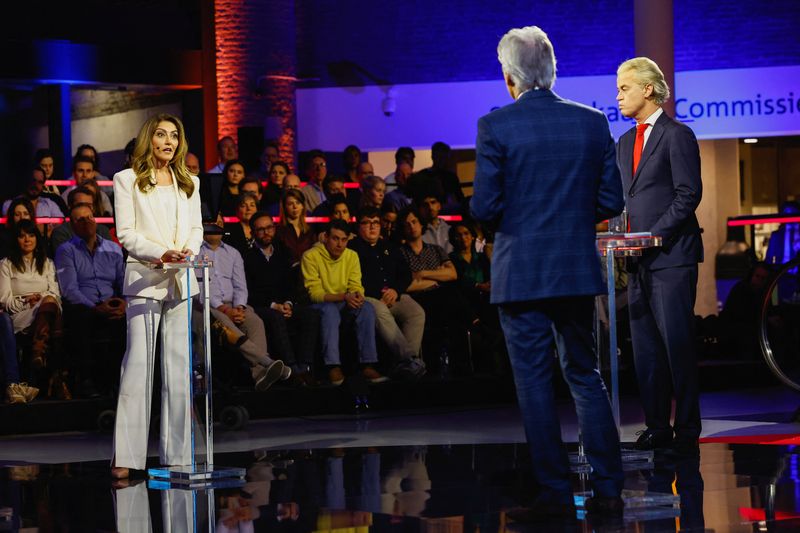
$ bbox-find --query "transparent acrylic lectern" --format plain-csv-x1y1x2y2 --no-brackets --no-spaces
146,258,246,488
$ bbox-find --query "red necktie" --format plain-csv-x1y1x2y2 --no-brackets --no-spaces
632,123,649,175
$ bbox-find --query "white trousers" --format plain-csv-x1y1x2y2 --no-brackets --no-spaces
113,297,193,470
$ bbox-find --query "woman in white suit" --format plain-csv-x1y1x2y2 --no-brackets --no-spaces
111,113,203,479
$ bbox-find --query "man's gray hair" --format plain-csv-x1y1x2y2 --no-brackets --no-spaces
497,26,557,91
617,57,671,105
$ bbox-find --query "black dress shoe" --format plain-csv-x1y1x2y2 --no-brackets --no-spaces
633,429,673,450
584,495,624,516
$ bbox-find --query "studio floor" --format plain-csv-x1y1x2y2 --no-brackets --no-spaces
1,386,799,531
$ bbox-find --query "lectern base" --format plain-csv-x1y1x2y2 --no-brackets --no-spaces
575,490,681,521
569,449,654,473
147,465,246,490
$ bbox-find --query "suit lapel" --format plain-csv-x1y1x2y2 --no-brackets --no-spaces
630,113,670,192
173,173,187,248
618,128,635,192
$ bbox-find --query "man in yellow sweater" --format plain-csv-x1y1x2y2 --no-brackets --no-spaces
302,219,388,386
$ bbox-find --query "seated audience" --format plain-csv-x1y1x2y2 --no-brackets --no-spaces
74,144,109,181
419,192,453,254
223,192,259,256
301,219,387,386
2,310,38,403
239,176,267,213
349,207,426,379
359,175,387,211
185,152,201,175
399,208,474,374
263,161,290,214
0,220,69,399
0,198,36,259
3,167,65,220
384,147,415,190
81,178,113,217
50,186,114,256
343,145,362,183
245,212,319,384
54,204,126,398
218,159,247,216
301,150,328,213
383,163,413,212
276,188,316,265
208,136,239,174
34,148,68,213
380,204,400,243
284,174,302,190
196,219,288,391
357,161,375,184
60,156,113,215
311,175,353,217
409,141,465,215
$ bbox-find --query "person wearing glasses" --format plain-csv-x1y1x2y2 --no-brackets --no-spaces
349,207,426,380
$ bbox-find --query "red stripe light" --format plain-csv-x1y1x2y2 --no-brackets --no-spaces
46,180,113,187
727,216,800,226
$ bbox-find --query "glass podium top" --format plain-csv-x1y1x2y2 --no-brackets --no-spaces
596,232,662,256
148,258,213,270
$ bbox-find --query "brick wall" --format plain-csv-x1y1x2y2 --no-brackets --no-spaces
214,0,298,166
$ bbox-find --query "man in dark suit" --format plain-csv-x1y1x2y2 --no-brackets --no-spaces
616,57,703,455
471,26,625,519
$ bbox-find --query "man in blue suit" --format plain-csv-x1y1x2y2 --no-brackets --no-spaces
471,26,625,520
616,57,703,456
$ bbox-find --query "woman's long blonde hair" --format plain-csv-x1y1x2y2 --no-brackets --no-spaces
131,113,195,197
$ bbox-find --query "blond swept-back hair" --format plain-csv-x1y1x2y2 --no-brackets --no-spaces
131,113,195,197
617,57,671,105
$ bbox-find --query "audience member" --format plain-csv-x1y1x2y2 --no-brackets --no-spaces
263,161,290,213
2,310,38,403
419,193,453,254
342,145,362,183
383,163,413,212
197,218,288,391
349,207,426,379
74,144,109,181
312,175,351,217
123,138,137,169
49,186,113,256
384,147,415,190
223,192,258,255
245,212,319,384
60,156,113,215
409,142,465,214
208,136,238,174
301,150,328,213
34,149,68,212
0,220,69,399
399,208,474,374
276,189,316,265
360,175,387,210
218,159,247,216
380,204,400,243
3,168,65,219
0,198,35,259
284,174,302,190
185,152,201,175
357,161,375,184
239,176,267,211
251,141,280,182
301,218,387,386
54,204,126,398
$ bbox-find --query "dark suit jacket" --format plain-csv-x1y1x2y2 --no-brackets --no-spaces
617,111,703,270
470,89,624,304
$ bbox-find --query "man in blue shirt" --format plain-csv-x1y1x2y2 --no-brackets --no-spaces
55,204,126,398
195,220,288,391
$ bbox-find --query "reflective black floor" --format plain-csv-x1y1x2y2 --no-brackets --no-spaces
2,441,800,532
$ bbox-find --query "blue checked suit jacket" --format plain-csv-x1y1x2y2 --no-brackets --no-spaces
470,89,624,304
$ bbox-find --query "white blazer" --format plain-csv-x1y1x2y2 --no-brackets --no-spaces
113,168,203,300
